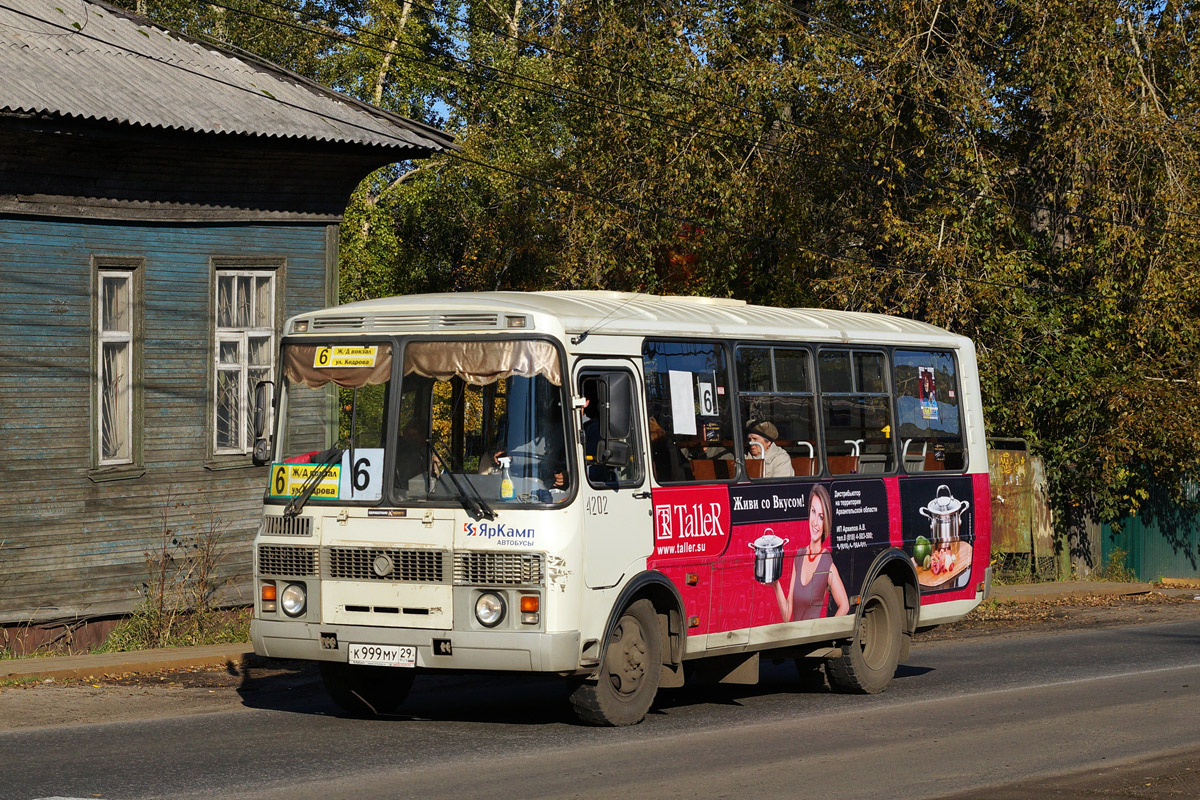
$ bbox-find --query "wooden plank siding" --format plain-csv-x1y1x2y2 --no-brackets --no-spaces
0,218,333,624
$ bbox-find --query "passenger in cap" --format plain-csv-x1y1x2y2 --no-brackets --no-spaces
746,419,794,478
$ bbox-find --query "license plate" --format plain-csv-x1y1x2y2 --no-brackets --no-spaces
348,643,416,668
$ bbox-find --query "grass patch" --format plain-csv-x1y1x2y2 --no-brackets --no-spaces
97,607,250,653
0,676,42,688
1093,547,1138,582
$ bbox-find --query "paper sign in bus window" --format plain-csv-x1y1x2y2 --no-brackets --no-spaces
314,345,379,368
669,370,698,436
338,448,384,501
696,381,717,417
919,366,939,421
270,462,342,499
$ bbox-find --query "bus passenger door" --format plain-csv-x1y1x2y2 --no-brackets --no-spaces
576,364,653,589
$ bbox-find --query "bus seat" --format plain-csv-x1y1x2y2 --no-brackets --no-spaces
744,458,763,479
858,453,888,474
790,456,815,477
924,452,944,471
827,455,858,475
690,459,716,480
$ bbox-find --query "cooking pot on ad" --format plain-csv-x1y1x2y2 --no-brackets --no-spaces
749,532,789,584
919,484,969,550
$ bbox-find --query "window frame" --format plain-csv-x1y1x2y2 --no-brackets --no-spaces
816,346,896,476
89,256,145,481
206,257,285,468
641,337,737,485
381,333,574,509
577,367,647,491
734,344,819,481
891,347,968,474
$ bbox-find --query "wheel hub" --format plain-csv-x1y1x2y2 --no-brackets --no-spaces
605,618,648,696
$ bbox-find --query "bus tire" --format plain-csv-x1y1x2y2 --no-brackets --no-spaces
569,598,662,726
319,661,414,717
826,576,902,694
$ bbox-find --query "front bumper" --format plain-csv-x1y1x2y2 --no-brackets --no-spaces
252,618,582,673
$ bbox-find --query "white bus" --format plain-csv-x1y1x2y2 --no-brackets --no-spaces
250,291,991,725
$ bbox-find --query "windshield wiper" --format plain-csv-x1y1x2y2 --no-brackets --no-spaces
429,440,496,521
284,445,344,518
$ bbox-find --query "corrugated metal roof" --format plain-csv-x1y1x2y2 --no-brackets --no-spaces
296,291,968,346
0,0,455,152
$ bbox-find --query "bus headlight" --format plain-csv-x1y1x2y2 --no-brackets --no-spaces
474,591,506,628
280,583,307,617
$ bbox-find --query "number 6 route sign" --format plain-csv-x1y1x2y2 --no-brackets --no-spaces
268,448,384,501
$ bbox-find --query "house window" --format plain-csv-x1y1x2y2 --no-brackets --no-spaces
98,272,134,463
213,269,276,456
92,257,144,479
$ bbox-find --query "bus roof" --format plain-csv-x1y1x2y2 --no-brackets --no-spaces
295,291,967,345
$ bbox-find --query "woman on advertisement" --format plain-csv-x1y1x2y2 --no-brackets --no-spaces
774,483,850,621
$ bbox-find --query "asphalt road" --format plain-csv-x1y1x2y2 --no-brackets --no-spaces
3,618,1198,800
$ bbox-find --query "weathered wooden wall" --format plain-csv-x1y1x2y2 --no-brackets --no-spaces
0,218,337,624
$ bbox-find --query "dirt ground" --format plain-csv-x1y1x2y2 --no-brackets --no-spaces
918,590,1200,641
1,591,1197,733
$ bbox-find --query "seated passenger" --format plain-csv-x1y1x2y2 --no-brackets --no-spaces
649,416,691,482
746,419,794,479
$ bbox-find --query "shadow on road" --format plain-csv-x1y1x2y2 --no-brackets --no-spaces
231,654,934,726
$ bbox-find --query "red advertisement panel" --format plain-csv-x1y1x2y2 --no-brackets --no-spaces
649,473,990,636
648,485,732,563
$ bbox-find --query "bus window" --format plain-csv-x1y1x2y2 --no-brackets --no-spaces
579,372,644,488
818,349,894,475
893,350,964,472
392,339,569,504
642,340,735,483
736,346,817,478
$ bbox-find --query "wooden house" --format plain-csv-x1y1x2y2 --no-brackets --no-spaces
0,0,454,644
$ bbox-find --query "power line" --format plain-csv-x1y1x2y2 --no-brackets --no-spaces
7,1,1195,308
444,151,1188,308
226,0,1200,244
0,1,452,149
310,0,1200,233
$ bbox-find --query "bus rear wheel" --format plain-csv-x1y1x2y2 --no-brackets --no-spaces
826,576,902,694
569,599,662,726
319,662,414,717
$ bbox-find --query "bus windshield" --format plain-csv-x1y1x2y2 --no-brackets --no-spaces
273,338,568,508
394,339,569,506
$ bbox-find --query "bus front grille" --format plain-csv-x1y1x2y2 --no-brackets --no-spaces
454,552,544,586
258,544,319,577
260,515,313,537
325,547,448,583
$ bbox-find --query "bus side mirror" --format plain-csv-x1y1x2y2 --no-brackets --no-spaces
594,373,633,468
605,373,633,440
252,380,275,466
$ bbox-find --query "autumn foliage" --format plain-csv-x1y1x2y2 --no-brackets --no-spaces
120,0,1200,541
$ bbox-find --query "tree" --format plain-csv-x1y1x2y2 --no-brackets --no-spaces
119,0,1200,544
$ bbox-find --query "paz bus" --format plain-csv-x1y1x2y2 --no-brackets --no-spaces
250,291,991,725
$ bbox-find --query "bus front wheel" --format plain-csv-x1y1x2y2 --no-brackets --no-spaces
826,576,902,694
319,661,414,717
570,598,662,726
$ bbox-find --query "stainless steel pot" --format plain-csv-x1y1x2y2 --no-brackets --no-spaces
919,484,970,550
749,532,789,584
